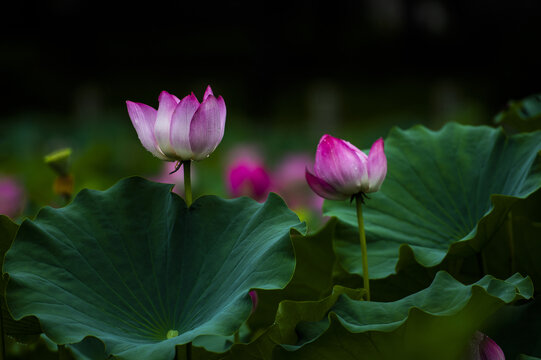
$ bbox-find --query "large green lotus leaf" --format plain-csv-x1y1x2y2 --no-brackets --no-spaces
3,177,304,360
276,272,532,360
324,123,541,279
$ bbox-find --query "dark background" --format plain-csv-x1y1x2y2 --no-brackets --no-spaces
2,0,540,122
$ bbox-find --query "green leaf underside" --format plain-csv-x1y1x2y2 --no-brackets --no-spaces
276,272,532,360
324,123,541,279
3,177,304,360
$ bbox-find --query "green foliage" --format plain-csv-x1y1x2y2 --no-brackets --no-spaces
274,272,532,360
189,272,531,359
324,123,541,281
4,177,304,360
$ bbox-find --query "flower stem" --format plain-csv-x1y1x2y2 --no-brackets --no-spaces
183,161,192,207
355,194,370,301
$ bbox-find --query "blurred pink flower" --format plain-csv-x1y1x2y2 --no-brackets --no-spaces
226,147,271,202
0,176,25,218
273,154,323,211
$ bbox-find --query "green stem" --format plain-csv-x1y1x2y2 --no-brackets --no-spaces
183,161,192,207
355,194,370,301
234,330,240,344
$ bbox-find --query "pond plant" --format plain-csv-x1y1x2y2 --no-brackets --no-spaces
0,89,540,360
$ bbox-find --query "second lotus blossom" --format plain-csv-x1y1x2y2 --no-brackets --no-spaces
126,86,226,162
305,135,387,200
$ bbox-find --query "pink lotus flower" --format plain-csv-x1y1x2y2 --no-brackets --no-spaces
466,331,505,360
126,86,226,162
306,135,387,200
226,147,271,202
0,176,25,218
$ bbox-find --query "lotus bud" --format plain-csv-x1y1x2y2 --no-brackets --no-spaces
305,135,387,200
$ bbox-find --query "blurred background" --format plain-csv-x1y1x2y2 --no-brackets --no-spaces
1,0,540,227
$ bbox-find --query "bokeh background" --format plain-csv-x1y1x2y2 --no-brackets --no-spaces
1,0,541,224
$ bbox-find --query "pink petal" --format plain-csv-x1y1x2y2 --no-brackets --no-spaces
203,85,214,101
154,91,179,158
305,167,349,200
170,94,200,160
314,135,368,195
126,101,169,160
189,95,226,160
366,138,387,193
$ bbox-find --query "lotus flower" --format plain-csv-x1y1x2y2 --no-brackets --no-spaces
465,331,505,360
126,86,226,162
226,147,271,202
306,135,387,200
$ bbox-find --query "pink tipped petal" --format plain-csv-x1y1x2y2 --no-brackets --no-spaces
126,101,169,160
170,94,200,160
306,168,349,200
314,135,368,195
203,85,214,101
154,91,179,157
216,95,227,129
366,138,387,193
189,95,225,160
